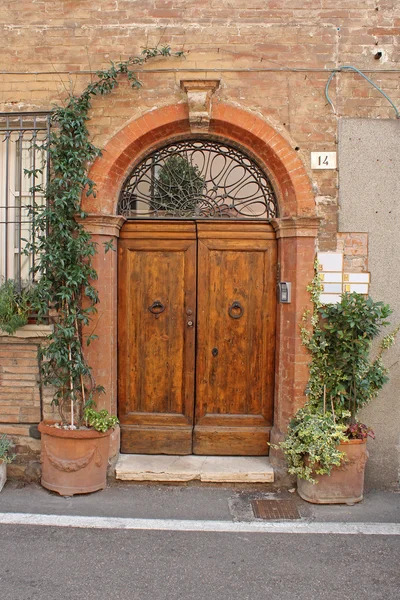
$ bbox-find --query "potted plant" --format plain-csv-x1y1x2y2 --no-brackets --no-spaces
19,47,183,496
38,409,118,497
0,434,16,492
276,268,398,504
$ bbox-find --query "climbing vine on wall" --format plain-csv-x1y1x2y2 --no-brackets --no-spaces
25,47,184,427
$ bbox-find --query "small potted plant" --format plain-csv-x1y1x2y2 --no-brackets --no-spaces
0,434,16,492
276,269,398,504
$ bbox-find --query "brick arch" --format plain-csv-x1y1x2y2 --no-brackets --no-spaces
84,103,315,217
82,102,319,468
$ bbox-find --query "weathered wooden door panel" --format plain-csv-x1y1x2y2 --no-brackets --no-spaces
194,222,276,455
118,220,276,456
118,222,196,454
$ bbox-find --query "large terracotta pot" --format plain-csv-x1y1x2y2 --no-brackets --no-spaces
38,420,111,496
297,439,368,504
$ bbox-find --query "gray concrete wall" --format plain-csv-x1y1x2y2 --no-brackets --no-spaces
339,118,400,489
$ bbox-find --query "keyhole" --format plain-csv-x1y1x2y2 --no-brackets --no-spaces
212,347,218,357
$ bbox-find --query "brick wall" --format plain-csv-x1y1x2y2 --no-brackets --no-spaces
0,332,55,479
0,337,41,423
1,1,399,482
2,1,399,250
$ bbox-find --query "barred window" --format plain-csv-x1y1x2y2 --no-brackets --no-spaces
0,112,51,290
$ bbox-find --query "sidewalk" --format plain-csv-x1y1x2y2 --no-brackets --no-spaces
1,482,399,600
0,480,399,526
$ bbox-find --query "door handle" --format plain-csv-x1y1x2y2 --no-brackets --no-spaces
148,300,165,315
228,301,244,319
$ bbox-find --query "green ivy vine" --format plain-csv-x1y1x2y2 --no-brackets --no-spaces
25,46,184,428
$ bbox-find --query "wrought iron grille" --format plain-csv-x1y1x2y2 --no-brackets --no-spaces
0,112,51,290
118,139,278,220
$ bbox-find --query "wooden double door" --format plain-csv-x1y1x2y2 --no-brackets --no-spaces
118,221,276,456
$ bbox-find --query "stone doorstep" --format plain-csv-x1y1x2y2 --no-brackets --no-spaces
115,455,274,483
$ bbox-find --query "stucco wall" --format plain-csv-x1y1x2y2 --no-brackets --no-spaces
339,118,400,490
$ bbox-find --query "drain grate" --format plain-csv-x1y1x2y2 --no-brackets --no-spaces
251,499,300,520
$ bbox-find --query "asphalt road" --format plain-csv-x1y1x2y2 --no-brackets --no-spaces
1,525,399,600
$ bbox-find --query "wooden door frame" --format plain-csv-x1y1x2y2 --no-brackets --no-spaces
80,102,320,475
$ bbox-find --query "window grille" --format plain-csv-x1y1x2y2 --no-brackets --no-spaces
0,112,51,290
118,139,278,220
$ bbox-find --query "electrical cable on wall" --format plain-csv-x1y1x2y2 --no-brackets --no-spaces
2,61,400,120
325,65,400,119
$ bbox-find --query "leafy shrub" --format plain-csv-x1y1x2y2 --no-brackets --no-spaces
276,263,398,482
0,280,30,335
83,408,119,433
153,154,204,215
278,407,347,483
0,434,16,464
308,293,394,422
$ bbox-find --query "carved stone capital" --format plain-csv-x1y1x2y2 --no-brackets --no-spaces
75,214,126,237
180,80,220,132
271,216,321,239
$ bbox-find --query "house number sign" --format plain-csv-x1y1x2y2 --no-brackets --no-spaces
311,152,337,169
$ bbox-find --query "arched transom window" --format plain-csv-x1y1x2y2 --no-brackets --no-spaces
118,139,278,220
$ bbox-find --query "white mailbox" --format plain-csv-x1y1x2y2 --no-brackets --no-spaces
317,252,343,272
316,252,370,304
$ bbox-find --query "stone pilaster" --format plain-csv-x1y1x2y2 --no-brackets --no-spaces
78,214,125,459
269,217,320,479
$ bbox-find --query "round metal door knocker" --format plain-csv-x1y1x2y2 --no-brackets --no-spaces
148,300,165,315
228,301,244,319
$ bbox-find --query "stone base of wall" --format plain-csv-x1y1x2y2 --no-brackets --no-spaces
2,424,41,481
0,326,54,481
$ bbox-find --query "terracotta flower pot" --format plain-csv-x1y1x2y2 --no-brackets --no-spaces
38,420,112,496
297,438,368,504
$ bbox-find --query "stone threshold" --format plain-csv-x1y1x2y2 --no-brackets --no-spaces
115,454,274,483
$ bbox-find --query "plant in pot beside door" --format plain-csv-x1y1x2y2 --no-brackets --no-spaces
38,409,118,497
30,179,119,495
25,76,123,497
21,47,184,495
35,262,119,496
277,273,398,504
